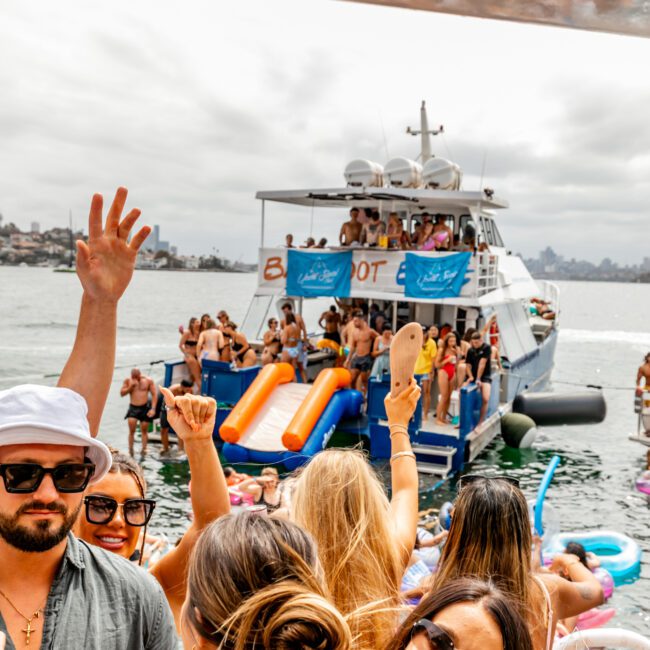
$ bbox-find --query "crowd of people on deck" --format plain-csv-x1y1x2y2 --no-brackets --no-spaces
284,206,483,252
0,188,615,650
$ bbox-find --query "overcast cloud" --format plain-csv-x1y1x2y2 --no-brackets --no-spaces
0,0,649,264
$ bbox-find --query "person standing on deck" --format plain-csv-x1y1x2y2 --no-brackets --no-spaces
318,305,342,346
345,311,378,396
339,207,362,246
196,319,226,364
636,352,650,396
464,331,492,429
121,368,157,457
281,303,308,382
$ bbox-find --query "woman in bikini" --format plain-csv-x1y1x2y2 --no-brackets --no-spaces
432,476,603,650
435,331,458,425
196,319,226,365
199,313,211,333
222,321,257,368
386,212,411,250
179,317,201,385
261,317,282,365
236,467,284,515
280,312,301,373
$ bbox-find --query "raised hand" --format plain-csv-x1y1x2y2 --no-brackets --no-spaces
384,379,421,427
76,187,151,302
159,387,216,442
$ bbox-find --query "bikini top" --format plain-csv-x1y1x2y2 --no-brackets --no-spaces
185,340,198,347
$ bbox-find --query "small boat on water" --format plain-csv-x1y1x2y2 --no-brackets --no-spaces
166,103,561,477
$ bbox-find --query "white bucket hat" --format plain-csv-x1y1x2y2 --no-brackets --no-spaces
0,384,112,483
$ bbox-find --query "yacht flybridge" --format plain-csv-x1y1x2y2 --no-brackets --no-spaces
232,102,559,477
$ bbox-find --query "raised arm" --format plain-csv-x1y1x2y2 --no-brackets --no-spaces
150,388,230,629
544,554,604,619
57,188,150,436
120,377,134,398
384,380,421,570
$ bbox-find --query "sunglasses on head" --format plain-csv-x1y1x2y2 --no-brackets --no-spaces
84,495,156,526
457,474,520,492
409,619,454,650
0,463,95,493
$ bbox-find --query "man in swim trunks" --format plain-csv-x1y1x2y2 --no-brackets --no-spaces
345,311,378,396
635,353,650,397
197,319,226,363
159,378,193,454
319,305,342,345
339,207,362,246
464,331,492,428
121,368,157,456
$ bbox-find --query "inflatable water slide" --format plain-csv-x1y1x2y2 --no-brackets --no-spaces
219,364,363,470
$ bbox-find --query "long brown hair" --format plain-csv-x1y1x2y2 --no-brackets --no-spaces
391,578,534,650
185,513,352,650
291,448,402,650
433,478,532,621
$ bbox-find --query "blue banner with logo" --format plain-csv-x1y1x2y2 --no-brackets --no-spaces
286,249,352,297
404,252,471,299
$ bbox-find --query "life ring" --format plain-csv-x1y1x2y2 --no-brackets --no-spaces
544,531,641,585
636,470,650,495
576,607,616,630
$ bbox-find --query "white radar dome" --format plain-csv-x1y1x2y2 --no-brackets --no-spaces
422,158,462,190
384,157,423,188
344,159,384,187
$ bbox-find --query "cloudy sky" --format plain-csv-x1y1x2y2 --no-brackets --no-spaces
1,0,649,264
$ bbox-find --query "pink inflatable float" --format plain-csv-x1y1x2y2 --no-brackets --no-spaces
635,471,650,495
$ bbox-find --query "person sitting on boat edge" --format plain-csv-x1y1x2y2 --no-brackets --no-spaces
339,206,362,246
76,390,230,631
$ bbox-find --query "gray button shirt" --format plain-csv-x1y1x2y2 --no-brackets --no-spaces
0,533,178,649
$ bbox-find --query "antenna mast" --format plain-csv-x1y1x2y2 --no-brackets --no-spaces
406,101,443,163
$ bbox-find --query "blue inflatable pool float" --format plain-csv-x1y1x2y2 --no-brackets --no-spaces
544,530,641,586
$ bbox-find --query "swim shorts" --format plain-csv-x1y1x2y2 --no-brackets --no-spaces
323,331,341,345
351,354,373,373
125,402,153,422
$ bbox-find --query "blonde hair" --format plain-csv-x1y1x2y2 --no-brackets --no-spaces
186,512,352,649
291,448,402,649
433,479,539,628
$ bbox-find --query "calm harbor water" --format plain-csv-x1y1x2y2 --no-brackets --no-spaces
0,267,648,633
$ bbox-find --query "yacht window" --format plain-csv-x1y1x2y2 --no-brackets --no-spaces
483,218,496,246
491,220,505,247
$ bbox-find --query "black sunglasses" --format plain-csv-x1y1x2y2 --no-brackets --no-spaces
84,495,156,527
0,463,95,494
457,474,520,491
409,619,454,650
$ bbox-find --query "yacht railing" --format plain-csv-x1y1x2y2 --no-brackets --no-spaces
536,279,561,315
476,253,499,296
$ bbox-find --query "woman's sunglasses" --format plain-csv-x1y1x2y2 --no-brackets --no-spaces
84,495,156,526
0,463,95,493
457,474,519,492
409,619,454,650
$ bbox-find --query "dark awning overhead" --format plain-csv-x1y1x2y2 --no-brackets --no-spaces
343,0,650,38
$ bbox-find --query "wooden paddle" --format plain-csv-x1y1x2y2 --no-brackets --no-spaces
390,322,423,397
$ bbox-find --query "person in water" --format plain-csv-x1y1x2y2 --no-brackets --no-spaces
181,513,353,650
291,380,422,649
261,317,282,365
237,467,284,514
120,368,157,456
76,389,229,632
158,379,193,453
178,317,201,386
392,578,534,650
196,318,226,365
432,475,604,649
339,207,362,246
0,187,177,649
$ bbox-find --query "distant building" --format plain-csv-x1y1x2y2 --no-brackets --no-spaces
31,221,40,233
144,224,171,253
